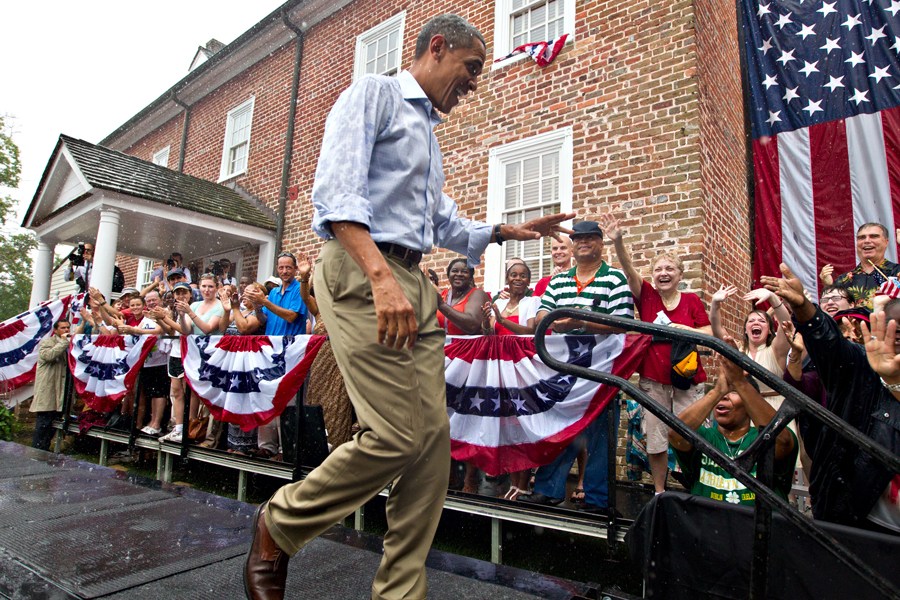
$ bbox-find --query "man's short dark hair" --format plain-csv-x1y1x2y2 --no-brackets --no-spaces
414,14,485,59
821,284,855,304
54,320,69,330
857,222,889,238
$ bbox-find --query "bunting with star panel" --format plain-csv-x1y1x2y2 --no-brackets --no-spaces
180,335,325,431
445,333,649,476
743,0,900,293
68,333,158,412
0,296,73,392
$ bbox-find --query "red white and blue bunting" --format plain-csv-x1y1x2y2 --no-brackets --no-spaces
496,34,569,67
445,333,649,476
181,335,325,431
68,334,158,412
0,296,73,392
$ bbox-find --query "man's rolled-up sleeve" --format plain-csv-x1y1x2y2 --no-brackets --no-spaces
433,192,492,267
311,78,392,238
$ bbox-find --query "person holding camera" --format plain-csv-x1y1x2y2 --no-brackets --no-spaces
63,243,93,292
63,241,125,293
218,258,237,287
168,252,192,284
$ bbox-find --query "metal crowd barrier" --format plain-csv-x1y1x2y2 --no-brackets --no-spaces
535,309,900,600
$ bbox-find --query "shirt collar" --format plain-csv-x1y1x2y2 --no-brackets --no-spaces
398,70,443,124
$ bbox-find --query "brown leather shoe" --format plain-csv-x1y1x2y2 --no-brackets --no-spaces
243,503,288,600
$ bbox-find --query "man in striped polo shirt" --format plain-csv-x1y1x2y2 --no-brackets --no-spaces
521,220,634,513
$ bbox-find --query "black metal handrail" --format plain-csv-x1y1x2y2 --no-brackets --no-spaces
534,309,900,600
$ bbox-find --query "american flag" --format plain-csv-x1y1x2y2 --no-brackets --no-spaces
743,0,900,293
877,275,900,295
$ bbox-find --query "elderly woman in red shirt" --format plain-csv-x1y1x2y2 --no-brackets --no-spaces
602,214,712,495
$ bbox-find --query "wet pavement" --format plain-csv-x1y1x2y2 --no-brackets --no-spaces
0,442,587,599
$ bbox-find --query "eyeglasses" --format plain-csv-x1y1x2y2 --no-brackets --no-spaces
820,294,847,303
277,251,295,259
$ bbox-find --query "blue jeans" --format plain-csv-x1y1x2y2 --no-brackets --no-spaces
533,403,620,507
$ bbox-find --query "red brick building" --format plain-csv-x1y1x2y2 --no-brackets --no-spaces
26,0,750,334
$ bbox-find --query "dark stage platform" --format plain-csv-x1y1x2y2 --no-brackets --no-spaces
0,442,589,599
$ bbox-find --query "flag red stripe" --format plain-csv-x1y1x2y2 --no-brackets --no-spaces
752,136,782,284
810,119,856,290
0,368,36,390
882,106,900,248
444,334,538,362
0,319,27,341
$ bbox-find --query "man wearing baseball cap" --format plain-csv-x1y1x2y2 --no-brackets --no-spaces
522,220,634,514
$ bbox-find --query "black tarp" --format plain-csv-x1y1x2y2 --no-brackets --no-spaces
626,492,899,599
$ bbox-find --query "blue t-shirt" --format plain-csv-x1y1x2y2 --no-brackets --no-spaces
263,279,307,336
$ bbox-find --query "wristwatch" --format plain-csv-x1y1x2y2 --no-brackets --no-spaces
492,223,505,245
880,377,900,392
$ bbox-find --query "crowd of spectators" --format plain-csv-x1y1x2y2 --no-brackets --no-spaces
32,220,900,535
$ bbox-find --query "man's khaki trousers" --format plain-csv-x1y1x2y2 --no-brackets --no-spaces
266,240,450,600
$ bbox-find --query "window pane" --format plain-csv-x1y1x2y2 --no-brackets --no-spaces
523,238,540,257
387,49,398,73
505,186,519,210
522,180,540,206
523,156,541,180
505,162,521,186
542,152,559,177
512,13,527,36
230,143,248,174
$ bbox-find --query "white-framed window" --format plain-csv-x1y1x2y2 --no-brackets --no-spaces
492,0,575,66
152,146,170,168
219,97,255,181
484,128,573,292
135,258,154,288
354,12,405,79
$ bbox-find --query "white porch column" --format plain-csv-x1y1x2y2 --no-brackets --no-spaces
92,208,120,300
257,240,276,283
29,240,54,308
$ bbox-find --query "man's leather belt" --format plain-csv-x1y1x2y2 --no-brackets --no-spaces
375,242,423,266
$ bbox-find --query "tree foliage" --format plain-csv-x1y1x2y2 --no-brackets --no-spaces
0,116,36,321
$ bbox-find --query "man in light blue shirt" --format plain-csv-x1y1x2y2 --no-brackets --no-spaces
245,252,307,336
246,15,573,600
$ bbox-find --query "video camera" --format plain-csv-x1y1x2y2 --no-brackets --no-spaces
206,260,225,279
68,243,87,267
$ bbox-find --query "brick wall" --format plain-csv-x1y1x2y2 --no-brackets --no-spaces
695,0,752,337
117,254,139,288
